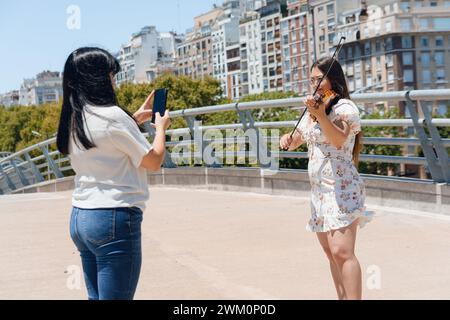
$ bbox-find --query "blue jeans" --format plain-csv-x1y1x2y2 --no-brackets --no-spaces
70,206,143,300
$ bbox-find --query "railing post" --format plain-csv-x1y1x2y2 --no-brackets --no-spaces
183,114,201,166
39,145,64,179
183,112,221,167
10,156,30,187
405,92,444,182
0,163,17,191
24,152,45,184
235,103,270,168
418,97,450,183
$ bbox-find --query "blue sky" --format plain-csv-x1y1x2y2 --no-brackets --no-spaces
0,0,221,93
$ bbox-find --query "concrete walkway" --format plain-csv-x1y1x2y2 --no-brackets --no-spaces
1,187,450,300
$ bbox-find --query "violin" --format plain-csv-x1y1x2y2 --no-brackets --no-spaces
309,88,339,122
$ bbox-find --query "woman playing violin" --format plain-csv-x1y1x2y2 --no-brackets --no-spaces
280,57,375,300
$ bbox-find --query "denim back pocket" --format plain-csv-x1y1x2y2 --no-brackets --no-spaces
82,209,116,246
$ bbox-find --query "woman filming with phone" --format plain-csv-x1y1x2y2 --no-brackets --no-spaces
280,56,374,300
56,47,171,300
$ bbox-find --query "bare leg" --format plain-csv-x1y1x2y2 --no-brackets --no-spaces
327,219,362,300
316,232,346,300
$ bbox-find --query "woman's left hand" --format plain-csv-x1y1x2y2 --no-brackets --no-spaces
133,90,154,125
305,95,327,121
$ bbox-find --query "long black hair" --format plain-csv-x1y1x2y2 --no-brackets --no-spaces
56,47,139,155
311,56,363,165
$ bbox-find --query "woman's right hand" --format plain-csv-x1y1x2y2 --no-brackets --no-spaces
280,133,293,151
153,110,171,131
280,132,302,151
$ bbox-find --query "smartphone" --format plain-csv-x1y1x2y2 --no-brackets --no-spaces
151,88,168,123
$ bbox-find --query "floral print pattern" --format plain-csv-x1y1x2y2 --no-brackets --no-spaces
298,99,375,232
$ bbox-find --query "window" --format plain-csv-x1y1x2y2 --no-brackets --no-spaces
328,18,335,28
291,31,297,41
348,79,355,92
327,33,335,44
402,36,413,48
433,18,450,30
404,69,414,82
354,45,361,58
436,36,444,47
421,52,430,67
438,103,447,116
436,69,446,81
420,36,429,47
364,42,371,55
355,77,362,89
422,69,431,84
376,40,381,52
400,1,410,11
400,19,412,31
386,54,394,66
388,70,395,83
435,51,445,66
348,46,353,59
385,37,393,51
430,1,437,6
403,52,413,65
366,74,372,86
386,21,392,32
292,44,297,55
419,19,428,30
327,3,334,15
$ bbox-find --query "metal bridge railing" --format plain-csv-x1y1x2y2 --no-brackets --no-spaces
0,89,449,194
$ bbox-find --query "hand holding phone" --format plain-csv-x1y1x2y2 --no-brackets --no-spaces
151,88,168,124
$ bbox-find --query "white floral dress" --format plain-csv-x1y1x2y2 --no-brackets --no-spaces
298,98,375,232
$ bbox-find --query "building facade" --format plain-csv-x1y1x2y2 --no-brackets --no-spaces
116,26,183,85
335,0,450,116
281,0,311,95
212,0,241,96
176,7,224,80
18,71,63,106
0,90,20,107
259,1,285,92
239,10,264,95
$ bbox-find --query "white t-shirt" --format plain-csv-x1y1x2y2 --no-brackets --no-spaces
69,105,153,212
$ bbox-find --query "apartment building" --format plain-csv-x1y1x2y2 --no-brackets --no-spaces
335,0,450,116
281,0,311,95
239,10,264,95
0,90,20,107
212,0,241,97
176,7,224,80
18,71,63,106
116,26,183,85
